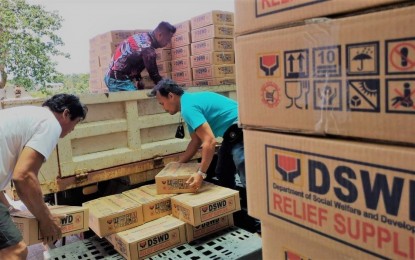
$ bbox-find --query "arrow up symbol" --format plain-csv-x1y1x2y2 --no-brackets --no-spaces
298,53,304,72
288,54,295,73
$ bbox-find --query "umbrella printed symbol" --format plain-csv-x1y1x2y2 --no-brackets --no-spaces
353,48,373,71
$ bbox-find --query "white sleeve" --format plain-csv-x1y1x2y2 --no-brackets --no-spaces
25,119,61,160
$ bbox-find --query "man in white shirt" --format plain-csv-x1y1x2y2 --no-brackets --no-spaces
0,94,87,259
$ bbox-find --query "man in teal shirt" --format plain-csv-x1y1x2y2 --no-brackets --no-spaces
151,79,245,190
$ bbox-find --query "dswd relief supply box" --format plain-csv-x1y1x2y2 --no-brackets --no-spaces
171,57,191,71
261,220,374,260
11,206,89,246
155,162,199,194
192,64,235,80
155,49,172,62
191,38,234,55
106,215,186,260
185,214,234,242
123,186,174,223
191,25,234,43
171,183,240,226
171,32,191,49
171,45,191,60
191,51,235,68
174,20,191,35
193,78,236,87
244,129,415,260
191,10,234,30
171,68,193,83
235,0,407,36
82,194,144,237
236,4,415,145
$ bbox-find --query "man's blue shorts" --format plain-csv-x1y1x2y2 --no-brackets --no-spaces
0,203,23,250
104,75,136,92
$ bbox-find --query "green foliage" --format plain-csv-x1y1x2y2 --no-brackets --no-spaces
0,0,69,89
60,73,90,94
29,73,90,97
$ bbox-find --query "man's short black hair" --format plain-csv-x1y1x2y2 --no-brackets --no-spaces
156,21,176,34
42,94,88,121
151,78,184,97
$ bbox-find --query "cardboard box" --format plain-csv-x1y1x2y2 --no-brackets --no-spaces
191,10,234,30
235,0,407,36
155,162,199,194
171,68,193,83
191,38,234,55
138,183,166,197
171,57,191,71
159,71,172,79
82,194,144,237
174,81,193,87
97,42,119,57
244,129,415,260
172,32,191,49
11,206,89,246
185,214,234,242
106,215,186,260
123,186,174,223
261,220,372,260
155,49,172,62
191,25,234,43
174,20,191,34
191,51,235,68
193,77,236,87
236,5,415,145
171,183,241,226
171,45,191,60
99,30,135,44
156,61,172,74
192,64,235,80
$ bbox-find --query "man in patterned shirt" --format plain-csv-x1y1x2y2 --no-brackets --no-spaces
104,21,176,92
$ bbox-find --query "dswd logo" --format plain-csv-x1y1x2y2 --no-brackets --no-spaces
258,53,280,77
284,249,308,260
273,153,302,185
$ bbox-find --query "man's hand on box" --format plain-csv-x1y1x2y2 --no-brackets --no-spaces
186,173,203,192
40,214,65,244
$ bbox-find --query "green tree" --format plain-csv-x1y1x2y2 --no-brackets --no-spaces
61,73,89,94
0,0,68,90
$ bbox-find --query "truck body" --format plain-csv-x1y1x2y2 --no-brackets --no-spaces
1,85,236,196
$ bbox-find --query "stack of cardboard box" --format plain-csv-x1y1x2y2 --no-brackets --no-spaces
82,163,241,259
170,20,193,87
189,10,236,87
89,11,238,93
235,0,415,259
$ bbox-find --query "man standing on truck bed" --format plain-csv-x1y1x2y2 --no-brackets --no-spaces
151,79,245,191
0,94,87,259
104,21,176,92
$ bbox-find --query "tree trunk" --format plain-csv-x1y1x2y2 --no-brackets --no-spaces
0,65,7,89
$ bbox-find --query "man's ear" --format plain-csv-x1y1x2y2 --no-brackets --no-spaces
63,109,71,120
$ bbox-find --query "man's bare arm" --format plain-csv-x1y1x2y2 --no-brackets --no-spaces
12,147,61,243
